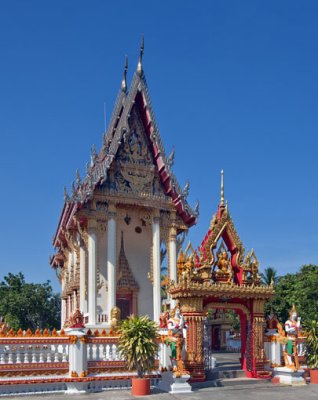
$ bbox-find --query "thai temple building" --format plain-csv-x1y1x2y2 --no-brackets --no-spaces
0,41,308,397
50,41,198,329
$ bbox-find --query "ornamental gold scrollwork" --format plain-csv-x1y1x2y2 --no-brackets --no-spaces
203,302,251,318
179,298,203,313
69,335,78,344
201,209,245,267
76,221,88,248
97,221,107,234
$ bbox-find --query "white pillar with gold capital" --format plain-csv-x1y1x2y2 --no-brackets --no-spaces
79,243,86,314
87,220,97,326
107,207,117,319
152,215,161,323
169,212,177,283
168,217,177,309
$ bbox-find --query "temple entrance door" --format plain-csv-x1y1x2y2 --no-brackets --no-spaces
203,304,249,372
212,327,220,350
116,294,132,320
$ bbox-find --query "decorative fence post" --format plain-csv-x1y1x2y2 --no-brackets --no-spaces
65,310,88,393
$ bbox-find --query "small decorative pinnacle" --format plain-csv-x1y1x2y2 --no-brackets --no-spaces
194,201,200,217
167,147,175,167
121,55,128,93
64,186,70,203
90,144,97,166
76,169,81,186
71,181,77,200
220,169,225,207
183,180,190,197
85,162,90,175
137,35,144,77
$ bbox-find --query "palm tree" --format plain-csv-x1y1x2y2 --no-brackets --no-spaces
260,267,278,286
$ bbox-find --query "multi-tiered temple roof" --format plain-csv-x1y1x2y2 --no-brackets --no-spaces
52,39,198,255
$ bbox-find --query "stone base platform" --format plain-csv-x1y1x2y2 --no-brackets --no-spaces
272,367,306,385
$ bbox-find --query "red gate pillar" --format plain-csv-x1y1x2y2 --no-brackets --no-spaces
179,298,206,382
239,312,247,370
249,299,267,378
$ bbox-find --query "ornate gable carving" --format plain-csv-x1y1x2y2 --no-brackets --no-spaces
199,208,245,267
99,106,167,200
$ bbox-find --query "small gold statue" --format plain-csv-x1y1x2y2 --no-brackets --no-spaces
110,306,121,333
217,251,230,273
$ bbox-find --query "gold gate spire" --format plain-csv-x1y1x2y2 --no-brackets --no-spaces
220,169,225,207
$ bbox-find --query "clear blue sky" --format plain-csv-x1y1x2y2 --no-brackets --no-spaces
0,1,317,292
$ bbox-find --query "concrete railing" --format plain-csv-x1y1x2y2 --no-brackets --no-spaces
0,327,161,396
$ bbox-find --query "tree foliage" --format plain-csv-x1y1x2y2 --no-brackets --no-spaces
265,265,318,324
303,319,318,369
261,267,278,286
0,273,60,331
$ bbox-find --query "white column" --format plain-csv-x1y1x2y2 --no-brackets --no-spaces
73,290,77,310
107,209,117,319
168,224,177,309
61,274,66,327
79,245,86,313
169,228,177,283
88,222,97,326
73,250,77,282
152,215,161,323
68,294,72,319
61,298,66,328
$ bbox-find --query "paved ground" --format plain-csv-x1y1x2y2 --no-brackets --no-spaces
4,353,317,399
3,384,318,400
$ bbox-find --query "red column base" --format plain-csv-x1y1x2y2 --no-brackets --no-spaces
184,361,206,382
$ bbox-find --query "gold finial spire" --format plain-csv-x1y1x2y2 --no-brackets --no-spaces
220,169,225,207
137,35,144,77
121,55,128,93
290,303,297,315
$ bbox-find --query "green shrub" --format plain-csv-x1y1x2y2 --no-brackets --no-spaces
118,315,159,378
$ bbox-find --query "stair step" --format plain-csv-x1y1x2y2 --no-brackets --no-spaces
206,369,246,380
192,377,271,390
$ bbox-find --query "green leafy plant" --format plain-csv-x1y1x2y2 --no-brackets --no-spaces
118,315,159,378
0,273,60,331
304,320,318,369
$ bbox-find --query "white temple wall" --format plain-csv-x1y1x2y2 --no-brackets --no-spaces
117,214,153,319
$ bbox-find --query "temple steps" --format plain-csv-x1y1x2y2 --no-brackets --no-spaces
192,374,271,390
206,368,246,380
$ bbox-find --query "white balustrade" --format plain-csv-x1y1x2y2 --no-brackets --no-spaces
105,344,110,360
86,339,121,362
111,344,118,360
62,344,68,362
0,340,69,365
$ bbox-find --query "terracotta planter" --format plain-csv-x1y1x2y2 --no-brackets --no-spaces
131,377,150,396
310,369,318,384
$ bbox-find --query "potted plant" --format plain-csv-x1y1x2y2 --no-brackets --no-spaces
304,320,318,384
118,315,159,396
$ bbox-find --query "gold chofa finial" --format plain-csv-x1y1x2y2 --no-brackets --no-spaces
121,55,128,93
137,35,144,76
289,304,297,316
220,169,225,207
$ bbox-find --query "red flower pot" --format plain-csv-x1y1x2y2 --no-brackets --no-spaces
131,377,151,396
310,369,318,384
